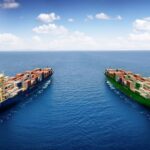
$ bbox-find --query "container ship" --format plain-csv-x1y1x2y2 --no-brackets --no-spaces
0,67,53,110
105,69,150,107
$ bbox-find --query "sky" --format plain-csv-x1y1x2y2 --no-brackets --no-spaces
0,0,150,51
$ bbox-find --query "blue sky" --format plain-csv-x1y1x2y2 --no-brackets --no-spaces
0,0,150,50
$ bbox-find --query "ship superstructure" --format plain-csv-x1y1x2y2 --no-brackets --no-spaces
0,68,53,110
105,69,150,107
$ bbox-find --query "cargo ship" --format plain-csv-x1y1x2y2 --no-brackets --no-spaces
105,69,150,107
0,68,53,110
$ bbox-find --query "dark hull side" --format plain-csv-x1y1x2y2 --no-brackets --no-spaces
0,76,52,111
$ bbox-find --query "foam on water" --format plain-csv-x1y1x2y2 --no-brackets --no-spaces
106,78,150,122
0,79,52,123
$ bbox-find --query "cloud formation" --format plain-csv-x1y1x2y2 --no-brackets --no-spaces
95,12,123,20
0,33,24,50
86,13,122,21
95,13,110,20
0,33,20,43
31,23,96,50
32,23,68,35
0,0,19,9
128,17,150,42
37,12,60,23
133,17,150,32
129,33,150,41
1,11,150,51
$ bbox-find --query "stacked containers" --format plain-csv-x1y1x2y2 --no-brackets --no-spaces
3,68,52,98
143,83,150,90
115,72,122,82
126,80,131,87
16,73,24,78
106,69,150,98
26,80,31,87
31,79,36,85
23,82,28,90
38,72,43,82
0,68,41,99
109,72,115,78
135,81,142,89
35,76,38,83
15,80,22,89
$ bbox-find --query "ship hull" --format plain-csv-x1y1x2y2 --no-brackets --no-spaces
106,75,150,108
0,76,52,111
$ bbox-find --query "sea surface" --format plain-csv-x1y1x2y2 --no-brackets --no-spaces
1,51,150,150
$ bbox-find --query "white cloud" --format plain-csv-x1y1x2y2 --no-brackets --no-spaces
0,22,99,51
31,23,97,50
68,18,75,22
95,13,110,20
0,0,19,9
129,33,150,41
32,23,68,35
133,17,150,32
86,13,122,21
127,17,150,42
0,33,24,50
1,31,150,51
37,12,60,23
32,35,41,42
0,33,20,43
95,12,123,21
2,16,150,51
44,31,96,50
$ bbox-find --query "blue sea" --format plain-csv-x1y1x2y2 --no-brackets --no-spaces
1,51,150,150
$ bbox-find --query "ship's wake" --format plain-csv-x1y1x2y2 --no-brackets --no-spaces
106,80,150,121
0,79,52,123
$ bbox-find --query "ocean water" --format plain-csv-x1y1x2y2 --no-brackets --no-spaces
1,51,150,150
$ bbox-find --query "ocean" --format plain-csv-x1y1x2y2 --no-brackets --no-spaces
0,51,150,150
